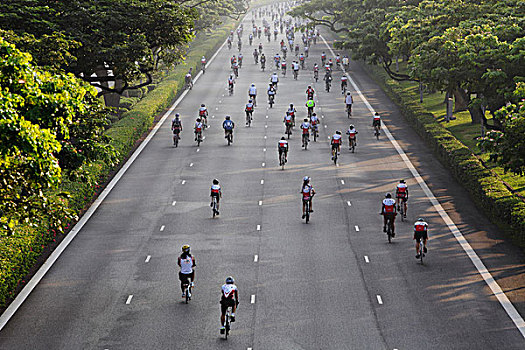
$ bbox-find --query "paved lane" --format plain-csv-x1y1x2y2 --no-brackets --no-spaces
0,3,524,349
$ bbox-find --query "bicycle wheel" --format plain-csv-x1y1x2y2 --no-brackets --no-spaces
419,239,424,264
212,200,216,218
185,285,190,303
305,201,310,223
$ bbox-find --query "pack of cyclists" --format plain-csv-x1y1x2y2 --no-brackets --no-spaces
172,9,433,337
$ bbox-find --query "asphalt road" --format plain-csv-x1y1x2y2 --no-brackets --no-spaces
0,3,524,349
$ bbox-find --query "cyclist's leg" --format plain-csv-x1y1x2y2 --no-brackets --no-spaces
309,198,313,212
383,215,388,231
220,302,227,326
391,215,396,233
404,198,408,215
216,197,220,211
302,199,306,216
179,272,186,292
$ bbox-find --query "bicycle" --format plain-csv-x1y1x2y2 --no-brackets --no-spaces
325,79,331,92
374,125,380,140
385,216,394,243
312,126,318,142
173,132,180,147
304,200,311,223
417,238,425,264
181,277,193,304
228,84,234,96
332,147,339,165
286,124,292,139
268,94,275,108
225,130,233,145
398,199,407,222
280,151,286,170
246,111,252,127
346,104,352,118
342,84,347,95
224,306,233,339
314,70,318,82
302,133,309,150
196,131,202,146
293,69,298,80
348,137,356,153
211,196,218,218
201,62,206,74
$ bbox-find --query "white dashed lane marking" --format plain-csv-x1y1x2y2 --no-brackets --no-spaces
377,295,383,305
261,179,264,185
259,200,262,206
126,295,133,305
341,179,345,185
181,180,186,185
145,255,151,263
251,295,256,304
257,225,261,231
172,201,177,206
254,255,258,262
355,226,360,232
347,201,351,206
364,256,369,263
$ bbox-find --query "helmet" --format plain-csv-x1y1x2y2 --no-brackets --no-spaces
336,130,341,135
400,179,405,183
375,112,379,116
304,118,308,122
249,99,253,103
308,85,312,88
201,104,205,107
417,217,424,222
385,193,392,198
175,113,180,118
213,179,219,185
251,83,255,87
303,176,309,181
312,113,317,117
226,276,235,284
181,244,190,253
349,124,354,129
290,103,294,108
347,91,351,95
196,118,201,122
269,83,273,86
225,115,231,120
281,136,286,140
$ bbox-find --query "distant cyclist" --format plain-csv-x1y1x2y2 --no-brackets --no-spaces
198,104,208,127
245,99,255,125
300,118,310,147
220,276,239,334
396,179,408,217
306,98,315,117
331,130,342,160
346,124,358,149
222,115,235,142
287,103,297,125
278,136,289,164
210,179,222,215
301,176,315,218
345,92,353,116
373,112,381,135
171,113,182,144
414,218,428,259
306,85,315,99
381,193,397,236
194,118,203,141
248,83,257,106
178,245,196,299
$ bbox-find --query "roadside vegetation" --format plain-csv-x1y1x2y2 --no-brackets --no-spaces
291,0,525,245
0,0,248,308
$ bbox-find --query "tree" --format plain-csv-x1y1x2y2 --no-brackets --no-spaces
478,84,525,175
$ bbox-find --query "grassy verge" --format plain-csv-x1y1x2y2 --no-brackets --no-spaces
0,18,239,309
363,63,525,249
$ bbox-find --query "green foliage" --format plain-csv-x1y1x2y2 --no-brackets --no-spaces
479,84,525,175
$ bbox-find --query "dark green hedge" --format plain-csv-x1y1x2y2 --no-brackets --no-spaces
0,20,238,309
366,67,525,248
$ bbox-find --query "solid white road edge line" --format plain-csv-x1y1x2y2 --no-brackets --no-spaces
126,295,133,305
320,34,525,338
0,25,231,332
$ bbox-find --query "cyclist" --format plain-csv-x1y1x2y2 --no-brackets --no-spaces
232,60,239,78
238,53,244,68
304,45,309,57
292,61,300,78
278,136,289,164
341,75,348,94
274,52,281,68
271,72,279,89
258,43,263,54
228,75,235,93
260,53,266,70
310,112,320,139
268,83,276,103
210,179,222,215
301,176,315,218
281,59,287,75
230,55,237,67
194,118,203,141
220,276,239,334
201,56,207,72
313,63,319,81
222,115,235,142
324,72,332,91
198,104,208,127
253,48,259,63
373,112,381,136
283,112,294,134
335,53,341,67
321,51,326,64
342,55,349,69
294,43,300,56
248,83,257,106
345,92,353,116
381,193,397,236
396,179,409,217
299,53,305,68
346,124,358,150
300,118,310,147
178,245,196,298
249,33,253,45
245,99,255,125
306,98,315,117
287,104,297,126
306,85,315,99
414,218,428,259
185,70,193,89
331,130,342,160
171,113,182,145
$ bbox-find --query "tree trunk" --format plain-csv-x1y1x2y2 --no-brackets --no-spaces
468,104,485,125
452,88,468,112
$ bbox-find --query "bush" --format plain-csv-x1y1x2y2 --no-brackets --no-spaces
366,68,525,248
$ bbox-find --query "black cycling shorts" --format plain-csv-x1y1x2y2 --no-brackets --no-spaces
373,120,381,127
179,271,194,283
220,298,236,314
414,231,428,241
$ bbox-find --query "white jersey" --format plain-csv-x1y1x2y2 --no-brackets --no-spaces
292,62,299,70
345,95,353,105
301,122,310,130
310,116,319,125
271,74,279,83
180,255,194,274
249,86,257,95
221,284,238,299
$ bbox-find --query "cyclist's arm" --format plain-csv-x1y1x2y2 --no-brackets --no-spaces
192,257,196,267
177,257,181,267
